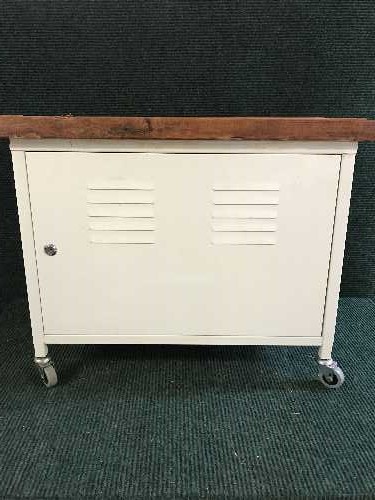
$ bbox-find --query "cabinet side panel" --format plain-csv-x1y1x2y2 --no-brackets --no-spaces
320,153,356,359
11,150,47,357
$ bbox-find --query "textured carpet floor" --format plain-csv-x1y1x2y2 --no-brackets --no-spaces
0,298,375,499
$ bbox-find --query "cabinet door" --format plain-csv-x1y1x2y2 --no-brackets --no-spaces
26,152,340,338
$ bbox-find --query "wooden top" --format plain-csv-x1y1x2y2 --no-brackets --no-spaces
1,115,375,141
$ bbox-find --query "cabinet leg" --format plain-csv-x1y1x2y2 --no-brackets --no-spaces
318,343,333,361
34,343,49,358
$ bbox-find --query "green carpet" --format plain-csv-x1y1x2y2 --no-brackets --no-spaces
1,298,375,499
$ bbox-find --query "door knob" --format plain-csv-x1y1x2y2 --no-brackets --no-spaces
44,243,57,256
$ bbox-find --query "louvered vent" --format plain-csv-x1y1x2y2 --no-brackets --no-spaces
211,185,279,245
87,181,155,244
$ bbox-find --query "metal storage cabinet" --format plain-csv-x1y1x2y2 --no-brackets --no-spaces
2,116,375,388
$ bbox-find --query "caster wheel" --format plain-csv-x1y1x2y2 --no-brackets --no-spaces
318,360,344,389
35,357,58,388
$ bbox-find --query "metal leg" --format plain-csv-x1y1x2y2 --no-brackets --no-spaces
34,343,49,358
318,342,334,362
317,357,345,389
34,356,58,388
318,154,356,389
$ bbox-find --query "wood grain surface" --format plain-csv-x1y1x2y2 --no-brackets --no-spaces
1,115,375,141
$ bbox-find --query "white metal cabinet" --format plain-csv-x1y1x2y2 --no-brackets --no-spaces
11,139,357,388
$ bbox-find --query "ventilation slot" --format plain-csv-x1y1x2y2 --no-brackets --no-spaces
87,182,155,244
211,186,279,245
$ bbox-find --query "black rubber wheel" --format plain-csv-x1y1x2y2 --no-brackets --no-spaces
318,365,344,389
37,363,58,388
322,372,339,386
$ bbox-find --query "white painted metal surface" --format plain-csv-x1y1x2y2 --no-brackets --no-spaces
10,139,358,386
44,334,323,346
12,151,47,357
25,151,339,339
10,138,358,155
319,153,356,359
